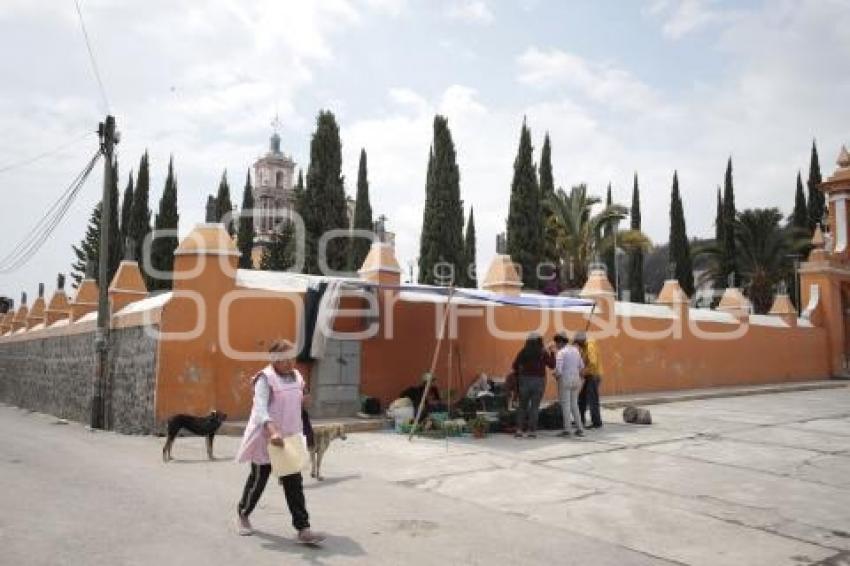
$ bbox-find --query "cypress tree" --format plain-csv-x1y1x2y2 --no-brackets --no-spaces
349,148,373,271
418,116,464,285
260,219,294,271
669,171,694,296
70,203,101,287
807,140,824,231
71,159,120,288
628,173,645,303
150,157,180,290
128,151,151,268
539,133,558,267
721,157,737,286
293,169,305,215
237,170,255,269
506,118,541,289
215,170,234,236
119,170,134,260
602,183,616,287
463,207,478,288
792,171,808,230
105,157,121,284
303,110,349,274
714,187,723,244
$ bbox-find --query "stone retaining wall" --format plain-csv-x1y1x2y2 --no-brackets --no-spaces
0,325,158,434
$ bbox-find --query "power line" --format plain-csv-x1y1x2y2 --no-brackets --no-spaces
73,0,111,113
0,131,93,176
0,150,100,273
0,150,101,273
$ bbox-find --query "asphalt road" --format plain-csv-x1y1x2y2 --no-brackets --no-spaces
0,404,669,566
3,385,850,566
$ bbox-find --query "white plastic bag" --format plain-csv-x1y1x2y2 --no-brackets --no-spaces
268,433,308,477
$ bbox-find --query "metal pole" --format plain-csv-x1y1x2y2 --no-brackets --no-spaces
409,287,455,441
91,115,116,430
613,221,619,300
794,257,801,315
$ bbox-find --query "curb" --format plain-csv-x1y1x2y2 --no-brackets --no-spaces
601,380,848,409
219,417,385,437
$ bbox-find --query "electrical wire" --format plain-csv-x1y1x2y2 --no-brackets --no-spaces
0,150,101,273
73,0,111,113
0,151,100,272
0,131,94,176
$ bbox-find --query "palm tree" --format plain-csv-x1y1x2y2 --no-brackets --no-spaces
697,208,809,314
547,184,651,289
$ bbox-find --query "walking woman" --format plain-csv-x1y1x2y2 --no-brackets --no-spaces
511,333,555,438
235,339,324,544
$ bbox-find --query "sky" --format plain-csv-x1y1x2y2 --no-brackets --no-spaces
0,0,848,298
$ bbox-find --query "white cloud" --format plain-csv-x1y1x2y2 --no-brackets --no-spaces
445,0,494,25
516,47,659,111
362,0,407,17
0,0,365,294
648,0,721,39
0,0,848,299
388,87,430,115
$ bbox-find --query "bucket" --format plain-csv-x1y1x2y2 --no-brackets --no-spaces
392,405,415,432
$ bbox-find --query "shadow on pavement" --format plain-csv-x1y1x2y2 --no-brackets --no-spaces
254,530,367,563
304,474,361,489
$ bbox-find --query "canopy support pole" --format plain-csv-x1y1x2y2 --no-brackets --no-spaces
409,286,455,441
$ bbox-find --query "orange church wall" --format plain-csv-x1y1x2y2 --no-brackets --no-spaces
112,224,837,426
151,280,831,424
356,301,831,407
154,270,308,422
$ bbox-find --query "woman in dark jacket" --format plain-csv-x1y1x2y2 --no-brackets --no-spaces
511,333,555,438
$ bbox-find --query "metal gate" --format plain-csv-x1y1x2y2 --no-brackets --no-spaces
310,339,361,418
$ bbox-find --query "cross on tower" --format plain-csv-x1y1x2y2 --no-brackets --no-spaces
496,232,506,254
271,113,282,134
375,214,388,242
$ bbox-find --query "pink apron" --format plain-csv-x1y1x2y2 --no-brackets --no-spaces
235,365,304,465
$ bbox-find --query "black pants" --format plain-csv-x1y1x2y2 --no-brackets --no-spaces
302,408,314,449
517,376,545,432
578,375,602,427
237,463,310,531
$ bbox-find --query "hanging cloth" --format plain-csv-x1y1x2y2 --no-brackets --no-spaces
297,282,327,362
310,280,344,359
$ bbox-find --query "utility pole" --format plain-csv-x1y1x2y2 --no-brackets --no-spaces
91,115,117,430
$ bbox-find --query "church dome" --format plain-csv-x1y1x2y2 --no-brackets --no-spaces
270,132,281,155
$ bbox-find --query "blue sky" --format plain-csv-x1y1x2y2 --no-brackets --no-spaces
0,0,848,295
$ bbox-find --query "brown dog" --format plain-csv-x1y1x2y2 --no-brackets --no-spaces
309,424,347,481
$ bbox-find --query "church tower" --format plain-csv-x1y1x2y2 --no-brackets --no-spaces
252,117,296,248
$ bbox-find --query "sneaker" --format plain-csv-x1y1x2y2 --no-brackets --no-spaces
527,432,537,439
236,513,253,536
514,431,524,438
574,429,585,437
557,430,571,437
297,529,326,545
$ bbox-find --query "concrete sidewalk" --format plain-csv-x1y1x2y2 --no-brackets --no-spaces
220,380,848,437
600,379,848,408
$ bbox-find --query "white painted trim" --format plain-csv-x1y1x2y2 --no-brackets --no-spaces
173,249,240,257
832,195,848,253
802,283,821,322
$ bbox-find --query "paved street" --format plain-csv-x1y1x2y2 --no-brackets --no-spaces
3,387,850,566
